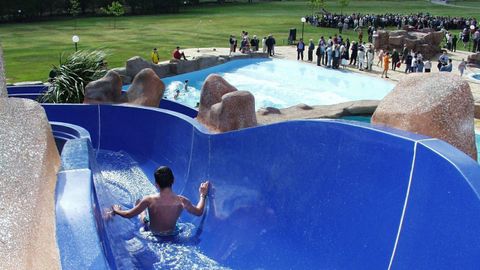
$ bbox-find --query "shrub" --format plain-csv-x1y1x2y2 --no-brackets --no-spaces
40,50,107,103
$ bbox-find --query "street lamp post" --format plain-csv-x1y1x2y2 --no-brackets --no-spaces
301,17,306,41
72,35,80,52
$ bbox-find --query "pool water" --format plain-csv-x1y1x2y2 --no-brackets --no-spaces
136,59,395,109
342,116,480,163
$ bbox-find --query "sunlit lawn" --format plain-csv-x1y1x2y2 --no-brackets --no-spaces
0,0,478,82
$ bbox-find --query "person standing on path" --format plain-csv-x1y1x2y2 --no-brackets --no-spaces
350,41,358,66
381,52,390,79
391,49,400,71
297,39,305,61
452,35,458,52
262,36,267,53
401,44,408,63
458,59,466,76
357,44,365,71
366,45,375,71
308,39,315,62
266,35,274,56
424,60,432,73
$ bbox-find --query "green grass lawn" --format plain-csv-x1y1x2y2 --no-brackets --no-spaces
0,0,478,82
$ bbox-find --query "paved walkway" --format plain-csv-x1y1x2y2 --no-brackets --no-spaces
430,0,480,10
184,46,480,130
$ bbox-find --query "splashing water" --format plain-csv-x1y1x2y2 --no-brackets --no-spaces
94,150,230,269
159,59,395,109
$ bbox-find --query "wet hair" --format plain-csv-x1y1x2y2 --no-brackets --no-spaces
154,166,174,189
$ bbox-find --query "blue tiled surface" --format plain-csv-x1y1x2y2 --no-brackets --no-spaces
54,132,108,269
45,104,480,269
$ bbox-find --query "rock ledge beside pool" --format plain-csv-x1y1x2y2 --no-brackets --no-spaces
256,100,379,125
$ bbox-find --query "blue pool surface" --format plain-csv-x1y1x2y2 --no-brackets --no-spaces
46,103,480,270
124,58,395,109
342,115,480,163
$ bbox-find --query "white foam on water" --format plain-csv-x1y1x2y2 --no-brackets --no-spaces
163,59,394,109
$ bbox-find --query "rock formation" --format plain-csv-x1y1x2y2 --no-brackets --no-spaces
197,74,257,132
126,68,165,107
83,70,123,104
122,52,268,85
126,56,171,80
372,73,477,160
83,68,164,107
467,52,480,67
373,29,444,59
0,98,61,269
256,100,379,125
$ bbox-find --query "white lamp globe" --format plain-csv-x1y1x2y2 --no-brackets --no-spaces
470,25,475,30
301,17,306,23
72,35,80,43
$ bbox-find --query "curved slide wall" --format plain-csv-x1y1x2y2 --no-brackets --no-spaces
43,104,480,269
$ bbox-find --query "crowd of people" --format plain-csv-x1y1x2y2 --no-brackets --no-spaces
304,11,480,53
305,12,478,32
229,31,277,56
445,28,480,53
296,34,467,79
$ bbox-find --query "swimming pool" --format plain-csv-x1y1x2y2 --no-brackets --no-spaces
133,59,395,109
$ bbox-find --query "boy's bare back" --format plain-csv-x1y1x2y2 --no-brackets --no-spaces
112,166,209,234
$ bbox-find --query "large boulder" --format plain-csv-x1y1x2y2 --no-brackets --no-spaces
416,43,441,59
197,74,237,121
169,59,199,74
83,70,123,104
0,98,61,269
374,29,443,59
197,74,257,132
389,30,407,37
0,44,6,98
467,53,480,66
373,30,390,50
475,103,480,119
372,73,477,160
424,31,445,46
404,37,421,49
197,55,220,69
126,56,151,78
111,67,132,84
126,56,172,79
388,35,405,47
126,68,165,107
208,91,257,132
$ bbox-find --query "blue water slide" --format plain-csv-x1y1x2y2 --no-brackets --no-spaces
44,103,480,269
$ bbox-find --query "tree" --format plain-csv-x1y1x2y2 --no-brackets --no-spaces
101,1,124,29
338,0,349,15
309,0,325,15
69,0,81,30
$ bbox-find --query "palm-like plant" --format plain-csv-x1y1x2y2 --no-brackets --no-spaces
40,50,107,103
